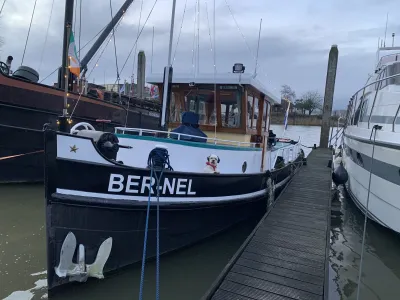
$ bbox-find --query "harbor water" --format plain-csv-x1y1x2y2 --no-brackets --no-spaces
1,125,400,299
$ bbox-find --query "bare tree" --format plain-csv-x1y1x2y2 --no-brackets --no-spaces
280,84,296,102
301,90,323,115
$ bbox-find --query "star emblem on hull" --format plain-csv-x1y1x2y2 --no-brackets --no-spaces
70,145,78,153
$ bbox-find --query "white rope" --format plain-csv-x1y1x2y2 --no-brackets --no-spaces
172,0,189,65
356,126,379,300
38,0,55,74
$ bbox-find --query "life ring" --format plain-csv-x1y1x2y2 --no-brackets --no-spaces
70,122,96,135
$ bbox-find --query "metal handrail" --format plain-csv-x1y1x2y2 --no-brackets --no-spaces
346,71,400,129
367,72,384,129
349,68,399,100
393,104,400,132
114,126,260,147
377,52,400,69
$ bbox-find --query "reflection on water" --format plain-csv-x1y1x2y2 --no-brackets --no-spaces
1,125,400,299
271,125,400,300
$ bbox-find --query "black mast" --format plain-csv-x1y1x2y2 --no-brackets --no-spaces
58,0,74,132
59,0,74,90
80,0,134,75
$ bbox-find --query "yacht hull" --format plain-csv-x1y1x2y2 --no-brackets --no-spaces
342,132,400,233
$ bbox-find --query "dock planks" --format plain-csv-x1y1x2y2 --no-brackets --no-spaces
203,148,332,300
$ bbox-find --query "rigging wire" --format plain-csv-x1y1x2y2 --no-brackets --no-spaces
212,0,217,138
191,0,198,76
110,0,158,92
203,0,217,131
21,0,38,66
79,0,82,60
224,0,255,62
196,0,200,74
131,0,144,88
0,0,7,16
39,22,110,84
109,0,121,98
73,0,77,34
78,23,108,54
172,0,189,65
38,0,55,74
223,0,280,91
69,17,124,120
126,0,144,126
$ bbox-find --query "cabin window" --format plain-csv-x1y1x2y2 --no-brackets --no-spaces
247,95,254,128
170,92,185,123
263,100,270,131
220,90,241,128
252,97,259,129
184,91,216,125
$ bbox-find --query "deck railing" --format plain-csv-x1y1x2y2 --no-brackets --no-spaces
114,127,261,148
346,70,400,132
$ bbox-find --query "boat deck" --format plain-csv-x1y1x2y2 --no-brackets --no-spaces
202,148,332,300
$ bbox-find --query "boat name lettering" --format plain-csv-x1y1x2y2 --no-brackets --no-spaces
107,173,196,195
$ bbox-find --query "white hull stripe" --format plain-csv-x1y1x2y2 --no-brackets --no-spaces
56,188,267,203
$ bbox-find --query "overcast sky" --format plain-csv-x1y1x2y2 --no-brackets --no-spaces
1,0,399,109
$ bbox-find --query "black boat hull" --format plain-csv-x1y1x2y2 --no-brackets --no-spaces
0,102,158,183
44,130,301,292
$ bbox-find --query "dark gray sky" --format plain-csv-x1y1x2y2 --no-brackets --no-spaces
1,0,399,109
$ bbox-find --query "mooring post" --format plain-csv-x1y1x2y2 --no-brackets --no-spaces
320,45,339,148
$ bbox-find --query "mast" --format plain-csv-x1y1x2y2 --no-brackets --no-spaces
58,0,74,132
80,0,133,75
159,0,177,130
60,0,74,90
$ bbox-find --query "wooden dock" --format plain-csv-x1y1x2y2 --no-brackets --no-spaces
202,149,332,300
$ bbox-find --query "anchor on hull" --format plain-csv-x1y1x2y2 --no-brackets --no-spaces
54,232,113,283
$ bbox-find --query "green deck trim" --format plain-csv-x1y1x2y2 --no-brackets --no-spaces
116,134,262,151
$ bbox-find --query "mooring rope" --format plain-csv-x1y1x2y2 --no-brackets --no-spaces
0,150,43,161
139,148,173,300
356,124,381,300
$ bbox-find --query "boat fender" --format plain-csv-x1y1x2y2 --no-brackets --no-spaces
332,163,348,186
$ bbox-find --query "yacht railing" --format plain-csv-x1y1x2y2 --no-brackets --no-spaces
270,137,301,170
346,71,400,131
114,127,261,147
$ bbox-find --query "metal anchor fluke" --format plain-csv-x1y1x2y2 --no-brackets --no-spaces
54,232,112,282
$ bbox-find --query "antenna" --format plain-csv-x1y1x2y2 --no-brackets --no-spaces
392,33,395,47
384,13,388,47
253,18,262,78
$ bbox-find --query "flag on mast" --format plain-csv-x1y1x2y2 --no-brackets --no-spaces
283,100,290,130
68,30,80,77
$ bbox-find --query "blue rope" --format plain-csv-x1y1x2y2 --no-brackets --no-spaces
139,147,170,300
138,167,153,300
154,168,164,300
